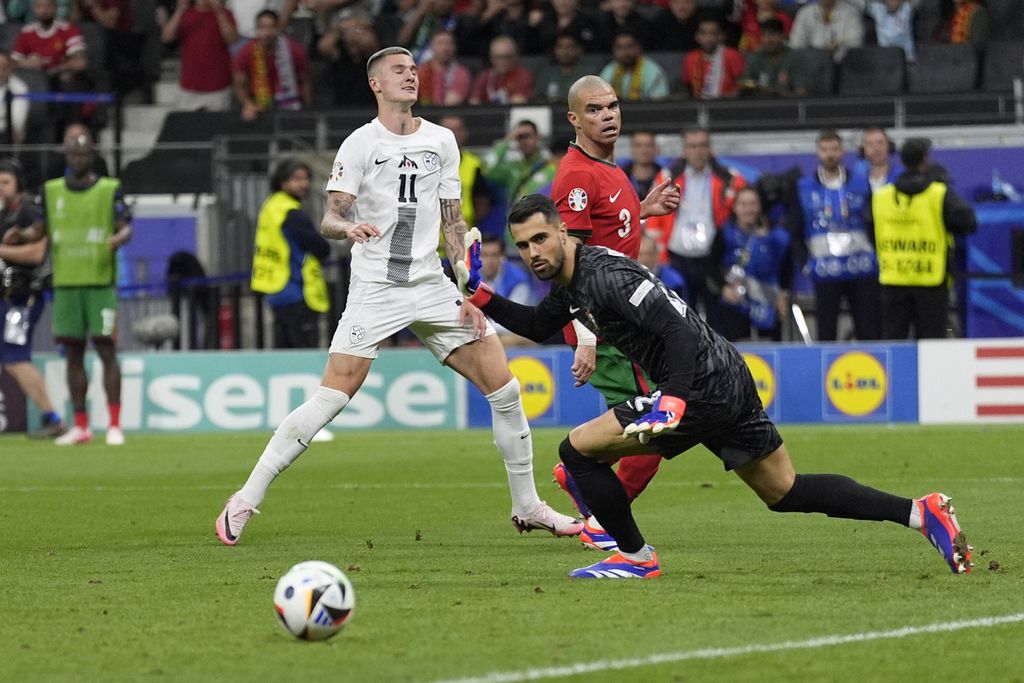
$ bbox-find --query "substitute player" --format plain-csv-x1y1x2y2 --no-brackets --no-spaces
215,47,581,545
549,75,680,550
465,194,972,579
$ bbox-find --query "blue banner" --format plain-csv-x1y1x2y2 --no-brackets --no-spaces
468,343,919,428
967,202,1024,337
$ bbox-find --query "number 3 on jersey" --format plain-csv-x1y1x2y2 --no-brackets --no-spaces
398,173,417,203
618,208,632,238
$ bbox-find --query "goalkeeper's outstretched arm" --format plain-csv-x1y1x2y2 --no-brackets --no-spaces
467,286,575,344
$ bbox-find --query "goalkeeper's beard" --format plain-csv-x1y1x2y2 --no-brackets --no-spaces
531,252,565,281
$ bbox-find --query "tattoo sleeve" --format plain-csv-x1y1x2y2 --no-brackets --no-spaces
320,191,358,240
439,197,468,262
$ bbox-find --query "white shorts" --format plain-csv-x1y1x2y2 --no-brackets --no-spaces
329,273,495,362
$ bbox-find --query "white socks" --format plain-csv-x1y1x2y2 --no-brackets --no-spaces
486,377,542,516
239,386,350,507
621,545,655,562
908,500,923,530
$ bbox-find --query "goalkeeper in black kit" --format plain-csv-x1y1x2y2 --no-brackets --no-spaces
462,194,972,579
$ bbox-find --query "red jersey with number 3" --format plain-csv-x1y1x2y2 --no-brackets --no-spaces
551,143,642,258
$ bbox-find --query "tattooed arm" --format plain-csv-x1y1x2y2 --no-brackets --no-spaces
441,196,487,336
320,191,381,243
439,197,469,264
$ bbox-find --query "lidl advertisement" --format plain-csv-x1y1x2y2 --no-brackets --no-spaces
466,347,606,429
32,349,460,432
736,343,918,423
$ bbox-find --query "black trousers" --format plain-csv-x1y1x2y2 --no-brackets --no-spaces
272,301,321,349
669,252,719,328
881,284,949,340
813,277,881,341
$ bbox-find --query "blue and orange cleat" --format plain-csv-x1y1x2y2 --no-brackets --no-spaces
569,547,660,579
579,517,618,552
553,462,592,519
916,492,973,575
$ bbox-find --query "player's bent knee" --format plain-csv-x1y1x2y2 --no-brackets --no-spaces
559,436,596,471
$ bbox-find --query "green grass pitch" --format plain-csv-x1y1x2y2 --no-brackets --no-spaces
2,425,1023,682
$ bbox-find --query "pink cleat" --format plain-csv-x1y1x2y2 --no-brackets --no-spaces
215,494,260,546
511,501,583,537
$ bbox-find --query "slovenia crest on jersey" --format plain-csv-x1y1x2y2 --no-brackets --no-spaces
422,152,440,172
567,187,588,212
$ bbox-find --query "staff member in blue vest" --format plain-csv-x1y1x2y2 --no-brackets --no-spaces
871,138,976,339
789,129,880,342
251,159,331,349
713,186,792,341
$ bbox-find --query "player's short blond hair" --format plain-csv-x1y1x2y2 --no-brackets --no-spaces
367,47,413,78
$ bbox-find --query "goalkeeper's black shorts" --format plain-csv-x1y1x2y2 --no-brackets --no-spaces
611,368,783,471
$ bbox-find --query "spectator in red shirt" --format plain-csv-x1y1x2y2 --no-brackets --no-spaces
232,9,310,121
12,0,88,85
736,0,793,53
469,35,534,105
162,0,238,111
12,0,94,139
417,29,472,106
681,16,744,99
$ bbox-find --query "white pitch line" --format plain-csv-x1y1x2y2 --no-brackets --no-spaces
428,613,1024,683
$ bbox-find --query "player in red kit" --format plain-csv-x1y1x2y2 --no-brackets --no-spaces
549,75,680,550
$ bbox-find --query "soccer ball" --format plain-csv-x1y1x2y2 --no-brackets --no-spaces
273,561,355,641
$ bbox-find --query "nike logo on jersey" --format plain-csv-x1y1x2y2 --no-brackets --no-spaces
374,158,388,165
569,306,581,314
609,189,622,203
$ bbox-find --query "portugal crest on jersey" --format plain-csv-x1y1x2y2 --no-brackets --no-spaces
567,188,588,212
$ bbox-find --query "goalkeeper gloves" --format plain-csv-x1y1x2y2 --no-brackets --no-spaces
454,227,482,296
622,394,686,444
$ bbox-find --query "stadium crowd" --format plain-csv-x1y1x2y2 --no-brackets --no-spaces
0,0,1006,369
0,0,1021,140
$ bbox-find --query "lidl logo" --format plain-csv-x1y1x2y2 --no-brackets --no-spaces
508,356,555,419
825,351,888,417
742,353,776,410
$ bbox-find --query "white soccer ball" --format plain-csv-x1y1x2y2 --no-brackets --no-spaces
273,561,355,641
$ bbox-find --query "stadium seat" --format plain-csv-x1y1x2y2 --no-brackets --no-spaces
838,46,905,96
791,48,834,96
908,44,978,94
981,41,1024,92
286,16,315,52
986,0,1024,40
461,56,486,77
0,22,23,53
913,0,942,41
647,51,684,82
518,54,549,78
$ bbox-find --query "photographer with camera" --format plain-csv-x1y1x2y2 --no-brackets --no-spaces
0,160,67,438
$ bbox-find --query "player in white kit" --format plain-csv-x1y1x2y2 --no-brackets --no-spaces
215,46,582,545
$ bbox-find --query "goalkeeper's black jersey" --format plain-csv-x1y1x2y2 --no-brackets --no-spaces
482,245,750,404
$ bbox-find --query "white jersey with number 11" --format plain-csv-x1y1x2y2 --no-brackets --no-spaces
325,117,461,285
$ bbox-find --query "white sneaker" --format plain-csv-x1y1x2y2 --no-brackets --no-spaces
511,501,584,537
311,428,335,442
215,494,260,546
55,425,93,446
106,427,125,446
